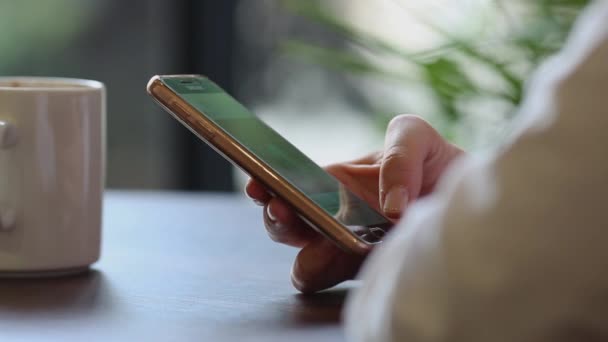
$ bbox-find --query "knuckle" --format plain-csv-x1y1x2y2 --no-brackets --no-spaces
264,218,292,244
383,148,409,165
265,223,287,243
266,230,285,243
381,151,415,177
381,145,420,175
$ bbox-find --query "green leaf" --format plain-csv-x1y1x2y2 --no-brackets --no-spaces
280,0,419,62
280,0,589,139
420,57,478,122
281,40,416,82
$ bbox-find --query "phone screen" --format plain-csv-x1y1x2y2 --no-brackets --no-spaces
163,76,391,240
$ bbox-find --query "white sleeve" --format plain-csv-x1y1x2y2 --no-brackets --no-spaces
344,2,608,341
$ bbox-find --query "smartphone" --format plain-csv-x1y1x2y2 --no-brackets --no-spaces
147,75,392,254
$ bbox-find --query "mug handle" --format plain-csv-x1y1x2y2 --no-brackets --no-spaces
0,120,18,232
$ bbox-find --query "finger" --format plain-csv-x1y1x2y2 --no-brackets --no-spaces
325,163,381,212
263,197,318,248
340,151,383,166
325,152,383,212
380,115,434,219
291,238,365,294
245,178,272,205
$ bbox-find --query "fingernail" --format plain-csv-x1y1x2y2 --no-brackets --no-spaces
253,199,265,207
382,186,408,219
266,204,277,222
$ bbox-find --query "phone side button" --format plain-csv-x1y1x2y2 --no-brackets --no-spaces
194,121,216,140
174,102,216,140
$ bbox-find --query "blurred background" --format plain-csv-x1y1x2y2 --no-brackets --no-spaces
0,0,589,191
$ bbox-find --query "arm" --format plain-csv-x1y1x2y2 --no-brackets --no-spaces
345,2,608,341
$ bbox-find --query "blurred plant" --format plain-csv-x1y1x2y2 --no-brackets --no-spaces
280,0,590,143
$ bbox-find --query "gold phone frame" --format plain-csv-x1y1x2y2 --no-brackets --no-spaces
147,74,377,255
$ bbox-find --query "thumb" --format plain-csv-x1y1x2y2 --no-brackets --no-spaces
379,115,433,219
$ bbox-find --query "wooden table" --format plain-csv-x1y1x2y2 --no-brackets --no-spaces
0,192,349,341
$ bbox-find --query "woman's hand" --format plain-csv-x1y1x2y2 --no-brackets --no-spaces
245,115,464,293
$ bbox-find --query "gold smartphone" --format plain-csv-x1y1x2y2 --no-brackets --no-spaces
147,75,392,254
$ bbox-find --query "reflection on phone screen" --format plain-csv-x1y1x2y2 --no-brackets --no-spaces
164,77,392,241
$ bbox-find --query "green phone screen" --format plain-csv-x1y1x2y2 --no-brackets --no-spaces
163,76,390,238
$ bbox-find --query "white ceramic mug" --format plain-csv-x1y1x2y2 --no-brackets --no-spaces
0,77,105,276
